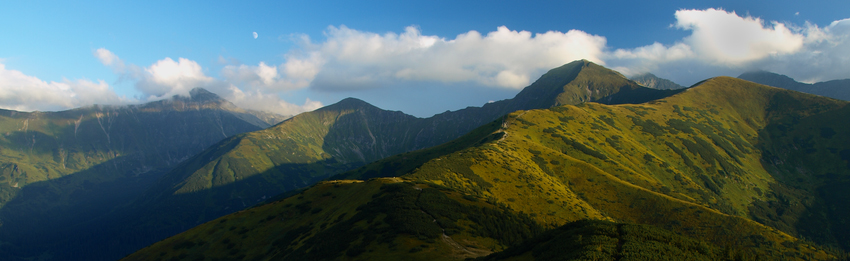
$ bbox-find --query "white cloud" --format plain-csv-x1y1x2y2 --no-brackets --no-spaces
673,8,804,65
606,9,850,85
95,49,322,115
15,10,850,114
225,86,322,116
292,25,607,90
220,61,314,91
0,63,132,111
136,57,213,98
97,48,211,98
95,48,119,66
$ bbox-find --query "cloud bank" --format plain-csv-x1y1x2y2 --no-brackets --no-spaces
3,8,848,113
0,63,132,111
608,8,850,84
95,48,321,116
290,25,607,90
237,8,848,91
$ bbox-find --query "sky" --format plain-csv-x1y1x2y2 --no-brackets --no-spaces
1,1,849,117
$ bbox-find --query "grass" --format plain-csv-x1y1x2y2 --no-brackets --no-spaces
121,65,850,260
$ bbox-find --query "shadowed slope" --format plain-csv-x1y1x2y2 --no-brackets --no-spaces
0,88,276,260
341,77,849,258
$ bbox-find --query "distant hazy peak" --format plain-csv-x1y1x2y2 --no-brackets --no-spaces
184,87,225,103
737,71,807,88
630,73,686,90
319,97,379,111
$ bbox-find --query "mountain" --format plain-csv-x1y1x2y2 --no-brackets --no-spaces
342,76,850,254
739,71,850,101
124,72,848,259
46,60,680,260
631,73,687,90
100,60,683,259
0,88,280,260
124,178,544,261
243,109,290,126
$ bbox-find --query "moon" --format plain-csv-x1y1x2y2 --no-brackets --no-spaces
253,32,258,39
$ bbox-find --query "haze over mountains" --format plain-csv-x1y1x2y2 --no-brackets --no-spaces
0,88,285,260
0,60,848,260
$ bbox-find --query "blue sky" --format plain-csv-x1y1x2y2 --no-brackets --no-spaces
1,1,849,117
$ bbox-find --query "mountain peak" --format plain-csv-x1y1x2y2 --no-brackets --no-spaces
737,71,808,89
509,59,674,109
630,73,686,90
187,87,225,102
320,97,378,111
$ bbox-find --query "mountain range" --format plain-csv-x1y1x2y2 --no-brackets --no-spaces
124,63,848,260
0,88,286,260
65,60,675,260
1,61,848,260
739,71,850,101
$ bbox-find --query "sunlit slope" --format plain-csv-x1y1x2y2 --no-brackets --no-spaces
123,77,848,260
134,98,426,224
123,178,546,261
124,180,819,261
343,76,848,257
134,60,678,230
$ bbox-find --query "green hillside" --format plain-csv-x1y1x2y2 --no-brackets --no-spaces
124,178,547,261
125,75,848,260
477,219,736,261
344,76,850,255
0,88,279,260
108,60,680,259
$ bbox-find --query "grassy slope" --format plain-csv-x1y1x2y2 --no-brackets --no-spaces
477,219,735,261
145,60,678,209
125,60,678,245
124,77,847,260
124,178,546,261
348,77,846,258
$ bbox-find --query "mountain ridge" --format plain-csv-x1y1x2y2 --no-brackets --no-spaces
0,87,285,261
630,73,687,90
124,75,848,260
738,71,850,101
96,60,684,261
